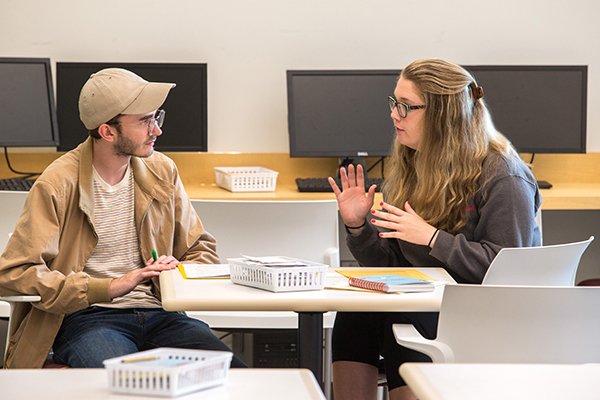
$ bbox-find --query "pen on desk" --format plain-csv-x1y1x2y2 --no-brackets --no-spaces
151,249,158,262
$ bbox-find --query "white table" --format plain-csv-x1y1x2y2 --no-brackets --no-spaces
399,363,600,400
160,267,454,384
0,368,325,400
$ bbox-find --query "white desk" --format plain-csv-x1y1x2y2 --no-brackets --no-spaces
0,368,325,400
160,267,455,384
399,363,600,400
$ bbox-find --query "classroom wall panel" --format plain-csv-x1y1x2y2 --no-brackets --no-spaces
0,0,598,153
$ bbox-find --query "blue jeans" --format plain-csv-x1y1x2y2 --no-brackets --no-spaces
52,307,245,368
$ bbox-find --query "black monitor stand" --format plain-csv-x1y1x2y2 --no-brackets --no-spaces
528,154,553,189
537,180,553,189
337,157,367,178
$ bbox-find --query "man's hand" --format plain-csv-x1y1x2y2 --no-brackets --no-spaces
109,254,179,299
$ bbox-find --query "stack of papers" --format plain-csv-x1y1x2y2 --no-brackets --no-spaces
177,256,312,279
240,255,307,267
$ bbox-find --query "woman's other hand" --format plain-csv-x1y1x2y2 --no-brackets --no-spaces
371,200,438,246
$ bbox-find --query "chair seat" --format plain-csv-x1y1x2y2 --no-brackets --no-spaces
577,278,600,286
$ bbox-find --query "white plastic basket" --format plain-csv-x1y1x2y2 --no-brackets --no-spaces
214,166,278,192
103,348,233,397
228,257,327,292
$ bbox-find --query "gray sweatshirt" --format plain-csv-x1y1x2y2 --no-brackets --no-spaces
347,153,542,284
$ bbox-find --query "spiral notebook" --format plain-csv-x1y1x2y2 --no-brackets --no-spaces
348,274,434,293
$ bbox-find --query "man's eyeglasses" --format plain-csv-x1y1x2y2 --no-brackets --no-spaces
107,109,166,132
387,96,426,118
152,109,166,129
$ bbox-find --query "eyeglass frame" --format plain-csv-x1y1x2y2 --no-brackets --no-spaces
106,109,166,132
387,96,426,118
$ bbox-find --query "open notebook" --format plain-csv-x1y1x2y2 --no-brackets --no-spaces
348,274,434,293
328,268,439,293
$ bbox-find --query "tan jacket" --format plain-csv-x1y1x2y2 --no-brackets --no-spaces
0,138,219,368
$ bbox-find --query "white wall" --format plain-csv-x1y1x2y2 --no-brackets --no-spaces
1,0,598,152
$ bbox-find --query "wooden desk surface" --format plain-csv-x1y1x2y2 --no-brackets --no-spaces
400,363,600,400
183,181,600,210
185,182,336,201
537,182,600,210
0,368,326,400
3,151,600,210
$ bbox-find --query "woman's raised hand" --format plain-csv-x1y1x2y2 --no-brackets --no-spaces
328,164,377,228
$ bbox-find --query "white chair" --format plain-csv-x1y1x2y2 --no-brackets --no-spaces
535,207,543,245
0,295,41,364
0,192,30,361
393,284,600,363
482,236,594,286
191,199,340,266
1,192,31,366
0,191,28,254
2,231,55,367
191,199,340,398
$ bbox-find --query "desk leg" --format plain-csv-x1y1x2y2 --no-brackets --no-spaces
298,312,324,388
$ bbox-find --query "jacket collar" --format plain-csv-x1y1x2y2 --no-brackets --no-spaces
130,155,173,203
77,137,174,217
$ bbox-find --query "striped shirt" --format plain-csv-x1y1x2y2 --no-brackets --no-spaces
84,164,161,308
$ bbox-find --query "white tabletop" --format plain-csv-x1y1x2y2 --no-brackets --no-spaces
0,368,325,400
400,363,600,400
160,267,454,313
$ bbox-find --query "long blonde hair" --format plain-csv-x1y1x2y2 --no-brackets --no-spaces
383,59,519,233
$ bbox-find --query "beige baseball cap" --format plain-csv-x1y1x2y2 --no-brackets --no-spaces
78,68,176,130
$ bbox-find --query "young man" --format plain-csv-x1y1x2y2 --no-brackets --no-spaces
0,68,244,368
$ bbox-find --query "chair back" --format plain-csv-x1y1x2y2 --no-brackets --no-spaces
482,236,594,286
0,191,28,253
189,199,340,399
437,284,600,363
535,208,543,244
192,199,340,266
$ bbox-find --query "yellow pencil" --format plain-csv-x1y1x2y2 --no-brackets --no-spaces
121,355,159,364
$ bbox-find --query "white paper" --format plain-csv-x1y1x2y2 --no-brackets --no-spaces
179,263,230,278
239,254,307,267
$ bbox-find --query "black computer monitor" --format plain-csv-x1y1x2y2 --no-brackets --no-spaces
0,57,59,147
287,70,399,161
287,66,587,163
56,62,208,152
465,65,587,154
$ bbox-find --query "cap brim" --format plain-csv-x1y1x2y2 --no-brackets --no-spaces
121,82,176,115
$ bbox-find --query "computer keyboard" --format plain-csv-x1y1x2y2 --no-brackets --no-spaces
0,178,36,191
296,177,383,192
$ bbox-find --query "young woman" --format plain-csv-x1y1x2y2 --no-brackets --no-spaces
329,59,541,400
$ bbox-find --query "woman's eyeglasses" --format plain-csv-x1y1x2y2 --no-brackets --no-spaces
387,96,426,118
